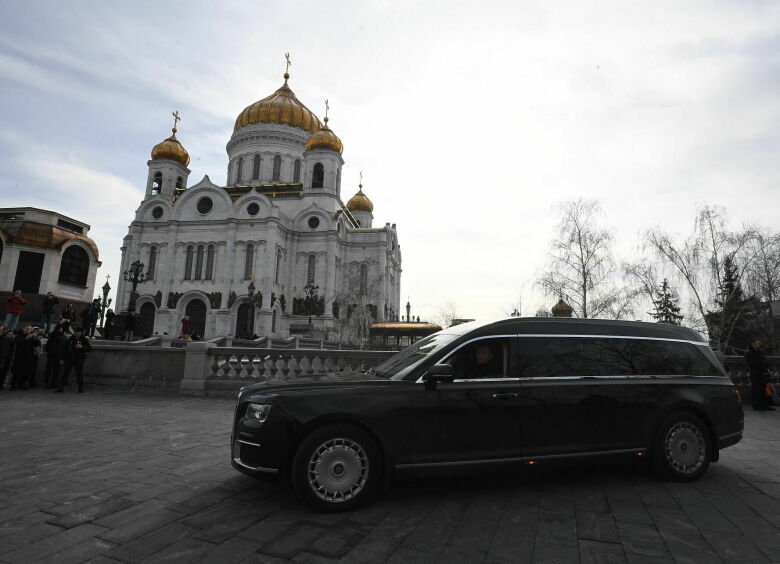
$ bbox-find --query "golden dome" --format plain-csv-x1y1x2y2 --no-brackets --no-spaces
234,74,322,133
304,117,343,154
346,185,374,213
551,298,574,317
151,128,190,167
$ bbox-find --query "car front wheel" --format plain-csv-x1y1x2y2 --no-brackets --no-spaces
653,412,711,481
291,424,380,512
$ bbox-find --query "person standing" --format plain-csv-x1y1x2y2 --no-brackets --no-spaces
181,315,191,338
10,325,36,390
4,290,26,331
41,292,59,334
27,327,42,388
87,299,100,338
746,339,774,411
60,303,76,334
0,328,15,391
104,309,116,340
56,326,91,393
123,312,136,341
44,325,67,388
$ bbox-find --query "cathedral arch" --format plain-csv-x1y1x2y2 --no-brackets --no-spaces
293,159,301,183
58,244,90,287
175,176,183,189
152,172,162,194
252,154,261,180
236,156,244,184
312,163,324,189
172,185,232,222
184,245,194,280
272,155,282,181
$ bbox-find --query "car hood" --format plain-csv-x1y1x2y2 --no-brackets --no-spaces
239,372,391,400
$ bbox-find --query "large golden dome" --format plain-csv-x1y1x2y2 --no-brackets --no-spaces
234,73,322,133
346,186,373,213
304,117,343,154
151,128,190,167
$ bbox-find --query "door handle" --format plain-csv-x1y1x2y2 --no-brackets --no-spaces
491,392,518,400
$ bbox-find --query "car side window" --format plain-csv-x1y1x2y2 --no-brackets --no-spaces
447,338,510,379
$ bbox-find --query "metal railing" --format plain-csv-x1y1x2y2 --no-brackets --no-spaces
207,348,394,381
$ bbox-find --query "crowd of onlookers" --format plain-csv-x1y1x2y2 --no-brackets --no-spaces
1,290,100,393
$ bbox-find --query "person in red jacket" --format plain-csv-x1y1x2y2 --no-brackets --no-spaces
4,290,26,331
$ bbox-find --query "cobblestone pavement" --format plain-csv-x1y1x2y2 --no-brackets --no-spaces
0,390,778,564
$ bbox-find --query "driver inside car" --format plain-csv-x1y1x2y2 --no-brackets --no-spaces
453,343,502,379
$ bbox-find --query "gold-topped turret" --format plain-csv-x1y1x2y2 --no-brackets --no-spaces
346,174,374,213
151,111,190,167
305,99,343,154
234,54,322,133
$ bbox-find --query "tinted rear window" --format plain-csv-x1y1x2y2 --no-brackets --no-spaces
515,337,720,377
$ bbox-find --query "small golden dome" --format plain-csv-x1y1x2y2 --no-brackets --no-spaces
304,117,343,154
234,74,321,133
551,298,574,317
151,128,190,167
346,185,374,213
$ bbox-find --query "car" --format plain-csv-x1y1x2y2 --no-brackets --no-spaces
231,317,744,511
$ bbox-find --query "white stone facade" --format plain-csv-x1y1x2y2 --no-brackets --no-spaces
117,105,402,340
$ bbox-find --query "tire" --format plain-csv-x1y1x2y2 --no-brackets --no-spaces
291,423,380,512
652,411,711,482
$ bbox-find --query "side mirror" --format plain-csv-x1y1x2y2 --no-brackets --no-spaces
424,364,455,389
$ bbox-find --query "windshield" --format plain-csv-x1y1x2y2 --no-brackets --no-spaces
380,334,459,380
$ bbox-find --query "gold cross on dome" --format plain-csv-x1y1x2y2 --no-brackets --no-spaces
324,99,329,119
285,52,291,73
172,110,181,130
105,274,111,282
359,170,363,187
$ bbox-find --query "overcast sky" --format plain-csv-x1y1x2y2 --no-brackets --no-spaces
1,1,778,323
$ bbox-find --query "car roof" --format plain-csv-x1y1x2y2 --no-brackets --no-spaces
440,317,706,343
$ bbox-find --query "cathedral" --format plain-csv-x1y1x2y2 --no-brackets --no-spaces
115,65,402,340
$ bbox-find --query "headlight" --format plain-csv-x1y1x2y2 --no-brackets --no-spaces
245,403,271,422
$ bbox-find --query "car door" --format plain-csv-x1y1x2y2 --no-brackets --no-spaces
517,336,648,458
410,337,525,465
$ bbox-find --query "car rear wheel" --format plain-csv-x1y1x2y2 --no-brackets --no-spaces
653,412,711,481
291,424,380,512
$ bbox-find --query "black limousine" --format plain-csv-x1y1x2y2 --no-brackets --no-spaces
231,318,743,511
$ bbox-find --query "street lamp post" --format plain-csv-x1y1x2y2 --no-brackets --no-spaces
99,275,113,329
123,260,146,314
304,282,319,325
246,277,256,339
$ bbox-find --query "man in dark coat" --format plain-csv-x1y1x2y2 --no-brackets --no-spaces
11,325,39,390
41,292,59,334
56,326,91,393
0,329,16,390
745,339,774,411
45,325,67,388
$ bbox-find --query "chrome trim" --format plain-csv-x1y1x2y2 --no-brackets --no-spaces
515,333,710,347
238,439,261,448
232,457,279,474
394,447,647,470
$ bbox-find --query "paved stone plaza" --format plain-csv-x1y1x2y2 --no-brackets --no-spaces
0,390,778,564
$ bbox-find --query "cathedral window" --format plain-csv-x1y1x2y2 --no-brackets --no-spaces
194,245,205,280
205,244,216,280
147,246,157,281
275,250,282,284
58,245,89,287
252,154,261,180
293,159,301,183
184,245,194,280
272,155,281,181
152,172,162,194
245,243,254,280
175,176,183,189
312,163,324,188
236,157,244,184
307,254,316,285
360,263,368,296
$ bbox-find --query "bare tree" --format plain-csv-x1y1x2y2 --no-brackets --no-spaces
743,228,780,303
538,199,624,318
435,300,460,328
644,206,768,349
330,260,380,349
